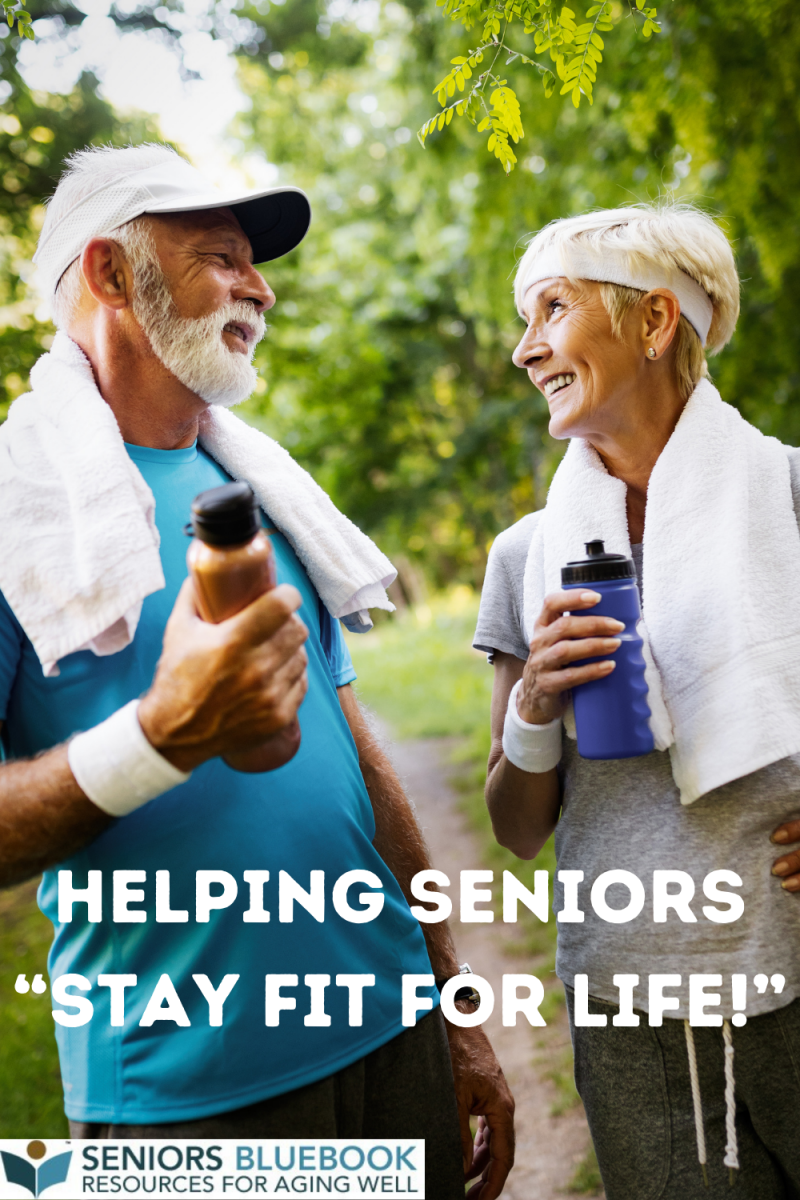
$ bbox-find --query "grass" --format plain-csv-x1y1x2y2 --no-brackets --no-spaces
0,881,68,1135
346,585,495,739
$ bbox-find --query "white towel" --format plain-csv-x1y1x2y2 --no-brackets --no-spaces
522,378,800,805
0,333,395,677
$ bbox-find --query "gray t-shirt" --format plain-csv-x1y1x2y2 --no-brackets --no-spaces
473,452,800,1018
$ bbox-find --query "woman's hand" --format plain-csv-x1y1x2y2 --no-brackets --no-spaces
770,819,800,891
517,589,625,725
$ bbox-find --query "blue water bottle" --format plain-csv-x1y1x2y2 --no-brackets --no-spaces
562,540,653,759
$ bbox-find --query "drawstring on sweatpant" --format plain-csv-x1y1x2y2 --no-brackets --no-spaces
684,1020,709,1188
683,1018,739,1188
722,1020,740,1182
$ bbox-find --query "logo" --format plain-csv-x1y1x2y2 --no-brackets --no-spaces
0,1142,72,1198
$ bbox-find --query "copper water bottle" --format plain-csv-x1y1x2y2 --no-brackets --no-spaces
186,481,301,773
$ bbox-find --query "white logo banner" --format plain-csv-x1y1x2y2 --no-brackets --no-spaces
0,1139,425,1198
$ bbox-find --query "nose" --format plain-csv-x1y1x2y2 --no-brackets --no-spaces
512,323,550,371
234,262,276,313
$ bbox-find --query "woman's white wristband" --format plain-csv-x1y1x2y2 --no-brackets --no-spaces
67,700,191,817
502,680,562,773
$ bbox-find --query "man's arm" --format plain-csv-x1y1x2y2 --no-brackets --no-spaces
0,734,112,888
337,683,515,1200
0,581,308,889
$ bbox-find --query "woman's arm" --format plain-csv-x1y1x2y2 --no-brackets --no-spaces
485,653,561,859
485,589,624,860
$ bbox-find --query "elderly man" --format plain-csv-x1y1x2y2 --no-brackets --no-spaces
0,143,513,1197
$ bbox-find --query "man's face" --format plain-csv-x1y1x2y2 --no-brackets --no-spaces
127,208,276,407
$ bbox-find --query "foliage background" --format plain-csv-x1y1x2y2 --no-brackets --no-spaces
2,0,800,587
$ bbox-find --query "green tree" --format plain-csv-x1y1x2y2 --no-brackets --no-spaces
5,0,800,587
225,0,800,586
0,54,163,415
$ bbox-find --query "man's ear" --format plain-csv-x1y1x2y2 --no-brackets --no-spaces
79,238,134,312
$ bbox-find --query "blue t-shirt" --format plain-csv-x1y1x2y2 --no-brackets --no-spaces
0,443,434,1123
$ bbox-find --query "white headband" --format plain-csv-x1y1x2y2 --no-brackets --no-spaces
520,247,714,346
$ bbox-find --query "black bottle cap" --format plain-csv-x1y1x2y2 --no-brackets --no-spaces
190,482,260,547
561,539,635,585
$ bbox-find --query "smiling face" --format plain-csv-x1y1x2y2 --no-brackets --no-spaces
513,277,649,445
124,208,275,407
151,207,274,348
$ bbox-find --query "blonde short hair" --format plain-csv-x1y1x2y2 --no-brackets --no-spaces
599,282,708,401
514,203,740,398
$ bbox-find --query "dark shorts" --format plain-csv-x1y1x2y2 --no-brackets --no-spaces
69,1008,464,1197
566,986,800,1200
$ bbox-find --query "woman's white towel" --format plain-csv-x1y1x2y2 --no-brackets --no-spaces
0,333,396,677
522,378,800,805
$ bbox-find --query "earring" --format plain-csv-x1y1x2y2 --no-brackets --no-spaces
647,347,657,359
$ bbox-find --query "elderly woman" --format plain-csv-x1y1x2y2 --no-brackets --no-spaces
474,204,800,1198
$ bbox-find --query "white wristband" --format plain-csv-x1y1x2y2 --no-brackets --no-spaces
67,700,191,817
502,680,562,773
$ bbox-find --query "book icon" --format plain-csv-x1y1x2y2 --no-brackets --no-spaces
1,1146,72,1197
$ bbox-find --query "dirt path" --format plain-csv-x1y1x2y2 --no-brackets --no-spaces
385,732,603,1200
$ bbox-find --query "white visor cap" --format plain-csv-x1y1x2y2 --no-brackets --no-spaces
34,154,311,298
520,247,714,346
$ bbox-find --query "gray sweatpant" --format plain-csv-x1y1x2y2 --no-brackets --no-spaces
566,987,800,1200
70,1008,464,1198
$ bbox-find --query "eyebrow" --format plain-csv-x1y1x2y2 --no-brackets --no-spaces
517,279,565,319
196,226,254,262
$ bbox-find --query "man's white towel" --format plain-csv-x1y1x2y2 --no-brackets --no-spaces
522,378,800,805
0,333,396,677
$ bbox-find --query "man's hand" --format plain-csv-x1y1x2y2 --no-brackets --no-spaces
771,818,800,890
446,1023,515,1199
138,578,308,773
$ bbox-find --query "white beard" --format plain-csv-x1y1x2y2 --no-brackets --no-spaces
131,257,267,407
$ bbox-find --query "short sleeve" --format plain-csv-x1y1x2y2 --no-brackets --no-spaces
318,601,357,687
0,591,24,720
473,513,539,662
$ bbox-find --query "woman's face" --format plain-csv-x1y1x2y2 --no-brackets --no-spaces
513,277,646,443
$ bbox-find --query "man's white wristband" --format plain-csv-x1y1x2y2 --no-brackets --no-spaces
502,680,562,773
67,700,191,818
